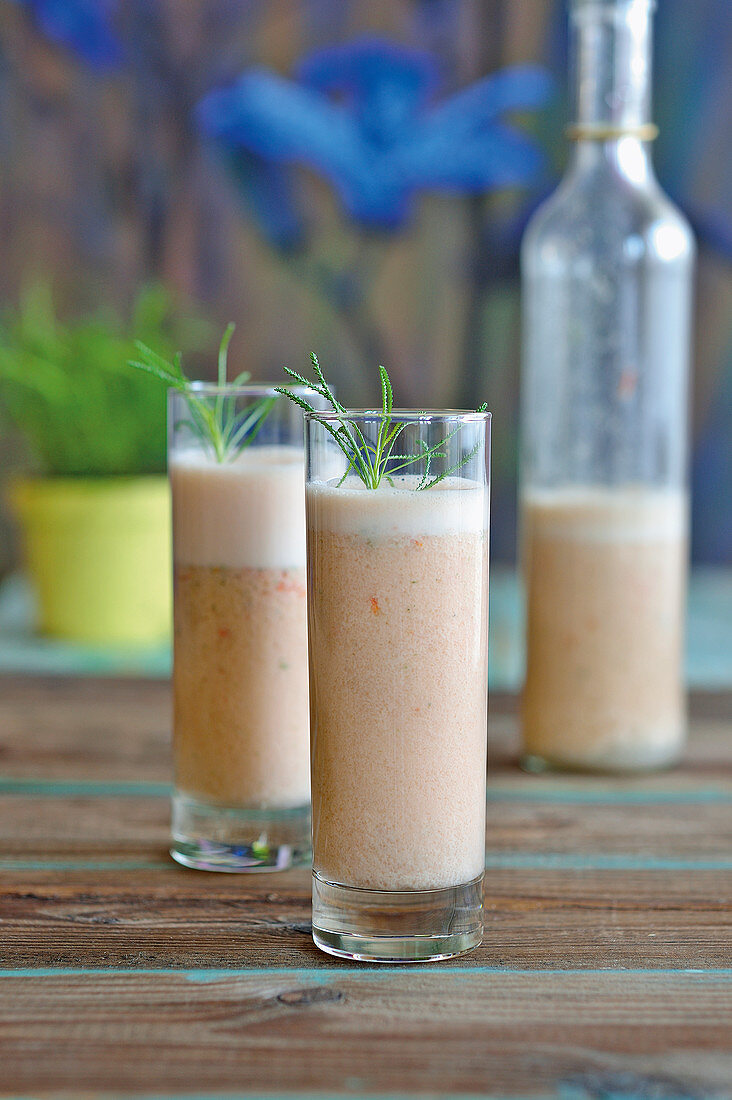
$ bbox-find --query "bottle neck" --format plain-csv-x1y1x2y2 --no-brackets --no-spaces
571,135,653,183
567,0,657,173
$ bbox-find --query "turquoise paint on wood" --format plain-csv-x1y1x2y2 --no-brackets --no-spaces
0,858,169,871
0,1094,542,1100
1,776,730,806
483,853,732,871
0,778,171,797
0,966,730,980
487,787,732,805
2,852,731,872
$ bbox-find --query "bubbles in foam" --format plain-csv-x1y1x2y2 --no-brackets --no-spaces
307,475,489,539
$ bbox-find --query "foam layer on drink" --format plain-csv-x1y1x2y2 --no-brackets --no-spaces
523,485,686,542
170,445,305,569
521,485,687,772
307,474,488,538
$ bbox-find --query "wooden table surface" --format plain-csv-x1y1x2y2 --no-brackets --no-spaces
0,677,730,1098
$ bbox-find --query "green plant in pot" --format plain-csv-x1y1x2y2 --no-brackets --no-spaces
1,284,210,645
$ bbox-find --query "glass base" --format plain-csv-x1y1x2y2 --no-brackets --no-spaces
171,792,311,872
311,870,484,963
520,747,682,776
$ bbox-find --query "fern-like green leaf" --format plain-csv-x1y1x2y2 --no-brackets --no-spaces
277,355,488,491
130,325,273,464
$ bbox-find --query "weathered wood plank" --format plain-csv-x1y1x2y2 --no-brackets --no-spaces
0,676,171,781
0,970,729,1095
0,866,728,971
1,677,730,787
0,792,729,863
0,677,729,1095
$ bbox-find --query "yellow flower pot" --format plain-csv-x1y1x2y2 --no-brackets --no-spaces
9,476,171,646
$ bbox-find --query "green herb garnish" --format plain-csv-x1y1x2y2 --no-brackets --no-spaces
276,353,487,490
129,324,276,463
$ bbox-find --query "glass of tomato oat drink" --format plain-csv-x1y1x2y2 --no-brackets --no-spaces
290,359,490,961
168,382,321,871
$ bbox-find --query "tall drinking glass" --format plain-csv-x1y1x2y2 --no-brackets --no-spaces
306,410,491,961
169,384,321,871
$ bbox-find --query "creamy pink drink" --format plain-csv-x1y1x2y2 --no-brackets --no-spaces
171,445,309,809
307,476,490,892
522,486,687,772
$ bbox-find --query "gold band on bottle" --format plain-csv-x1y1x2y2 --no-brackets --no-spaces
565,123,659,141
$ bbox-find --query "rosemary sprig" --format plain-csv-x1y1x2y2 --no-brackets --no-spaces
276,354,487,490
129,324,275,463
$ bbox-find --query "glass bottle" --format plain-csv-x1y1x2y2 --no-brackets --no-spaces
519,0,695,773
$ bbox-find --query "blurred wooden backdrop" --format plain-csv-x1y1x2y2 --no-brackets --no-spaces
0,0,729,563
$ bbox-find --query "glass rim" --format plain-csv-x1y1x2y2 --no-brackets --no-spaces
304,408,492,424
172,382,316,397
